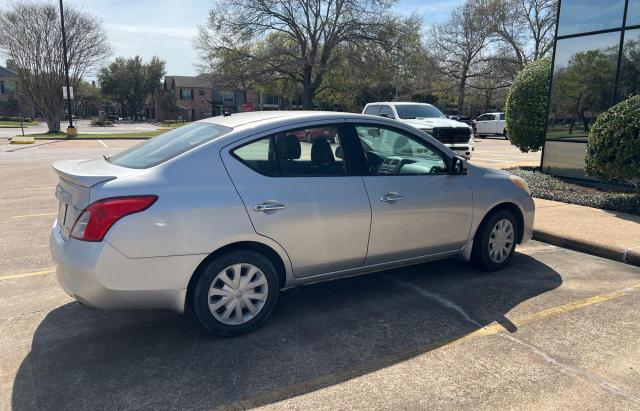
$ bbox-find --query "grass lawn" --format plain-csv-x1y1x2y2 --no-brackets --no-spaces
25,129,170,139
0,120,39,127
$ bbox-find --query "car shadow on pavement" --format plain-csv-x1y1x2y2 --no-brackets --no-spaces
11,253,561,410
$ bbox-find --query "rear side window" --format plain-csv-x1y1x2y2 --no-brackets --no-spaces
499,113,505,120
108,122,232,169
233,126,347,177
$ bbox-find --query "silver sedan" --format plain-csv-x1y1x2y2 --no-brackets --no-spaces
50,111,534,336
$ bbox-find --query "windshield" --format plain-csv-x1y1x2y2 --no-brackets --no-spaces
394,104,445,119
108,122,232,169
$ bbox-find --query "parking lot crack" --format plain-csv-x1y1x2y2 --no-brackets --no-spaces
496,332,640,404
391,276,640,405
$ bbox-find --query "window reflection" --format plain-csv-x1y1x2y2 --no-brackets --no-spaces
618,29,640,99
628,0,640,27
547,33,620,141
557,0,625,36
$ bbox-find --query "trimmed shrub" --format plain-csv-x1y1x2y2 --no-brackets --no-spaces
504,57,551,153
585,95,640,189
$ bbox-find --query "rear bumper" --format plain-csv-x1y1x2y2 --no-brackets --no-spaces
50,221,203,313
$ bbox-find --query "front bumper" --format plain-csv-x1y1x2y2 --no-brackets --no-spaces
447,144,474,159
49,221,201,313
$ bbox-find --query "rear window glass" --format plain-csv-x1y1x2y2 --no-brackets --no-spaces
108,122,232,169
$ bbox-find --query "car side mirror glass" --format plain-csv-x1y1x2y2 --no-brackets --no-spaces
451,156,467,175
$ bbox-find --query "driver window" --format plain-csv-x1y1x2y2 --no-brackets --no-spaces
355,125,447,176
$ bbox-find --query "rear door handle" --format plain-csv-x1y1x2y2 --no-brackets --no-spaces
253,202,286,212
380,193,404,203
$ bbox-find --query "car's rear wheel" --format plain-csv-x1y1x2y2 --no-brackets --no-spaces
471,210,517,271
192,250,279,336
503,130,509,140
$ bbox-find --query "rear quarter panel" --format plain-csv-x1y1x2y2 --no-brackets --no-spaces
94,142,259,259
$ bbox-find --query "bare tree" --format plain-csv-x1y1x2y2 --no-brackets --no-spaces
0,2,110,132
483,0,557,66
195,0,404,109
428,0,494,114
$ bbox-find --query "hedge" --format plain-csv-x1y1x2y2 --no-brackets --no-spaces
504,57,551,153
585,95,640,189
508,167,640,216
0,116,32,122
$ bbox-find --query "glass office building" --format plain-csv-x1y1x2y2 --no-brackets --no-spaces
542,0,640,180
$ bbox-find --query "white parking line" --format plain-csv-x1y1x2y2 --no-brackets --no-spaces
97,140,108,148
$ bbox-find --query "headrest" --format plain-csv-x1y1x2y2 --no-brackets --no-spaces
278,134,301,160
311,139,335,165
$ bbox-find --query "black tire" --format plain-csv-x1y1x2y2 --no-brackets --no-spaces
192,250,280,337
503,130,509,140
471,210,518,271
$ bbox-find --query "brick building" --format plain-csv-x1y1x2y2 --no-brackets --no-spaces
153,73,302,121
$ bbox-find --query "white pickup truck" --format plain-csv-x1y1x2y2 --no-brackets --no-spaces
474,112,507,139
362,102,475,159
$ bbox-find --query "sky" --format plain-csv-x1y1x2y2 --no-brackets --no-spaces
48,0,462,78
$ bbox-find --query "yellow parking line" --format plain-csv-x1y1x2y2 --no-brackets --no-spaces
457,283,640,342
0,268,55,281
9,212,57,219
224,282,640,410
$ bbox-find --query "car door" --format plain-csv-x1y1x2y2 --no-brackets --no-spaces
475,114,489,134
350,122,473,265
221,122,372,278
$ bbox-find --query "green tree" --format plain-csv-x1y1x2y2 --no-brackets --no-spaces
504,57,550,152
195,0,411,109
98,56,166,119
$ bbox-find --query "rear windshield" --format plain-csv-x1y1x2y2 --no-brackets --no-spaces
108,122,232,169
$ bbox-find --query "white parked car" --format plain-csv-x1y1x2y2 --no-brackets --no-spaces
474,112,507,139
362,102,475,159
50,111,534,336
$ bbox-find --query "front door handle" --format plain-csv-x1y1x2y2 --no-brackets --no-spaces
380,193,405,203
254,202,286,212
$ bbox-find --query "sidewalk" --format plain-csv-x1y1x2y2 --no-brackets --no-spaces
532,198,640,267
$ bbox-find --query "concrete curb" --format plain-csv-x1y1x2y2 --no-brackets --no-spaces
9,136,35,144
533,230,640,268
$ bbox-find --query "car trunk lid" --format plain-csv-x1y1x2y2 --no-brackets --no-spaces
52,159,139,239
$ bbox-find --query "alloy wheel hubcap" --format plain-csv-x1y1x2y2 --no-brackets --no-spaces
208,263,268,325
488,219,514,263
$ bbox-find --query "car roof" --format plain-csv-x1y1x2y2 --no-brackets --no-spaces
365,102,435,106
198,110,378,128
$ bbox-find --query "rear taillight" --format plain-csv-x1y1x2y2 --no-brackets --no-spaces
70,195,158,242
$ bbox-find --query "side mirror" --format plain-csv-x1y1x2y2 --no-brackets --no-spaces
450,155,468,175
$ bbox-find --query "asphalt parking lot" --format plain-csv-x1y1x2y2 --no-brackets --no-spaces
1,139,638,410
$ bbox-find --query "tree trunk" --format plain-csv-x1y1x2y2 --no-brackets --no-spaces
457,77,466,115
45,111,61,133
302,65,315,109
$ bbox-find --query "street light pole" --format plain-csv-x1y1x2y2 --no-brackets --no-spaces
59,0,75,135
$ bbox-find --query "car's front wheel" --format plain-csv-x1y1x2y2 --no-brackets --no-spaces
192,250,280,336
471,210,517,271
